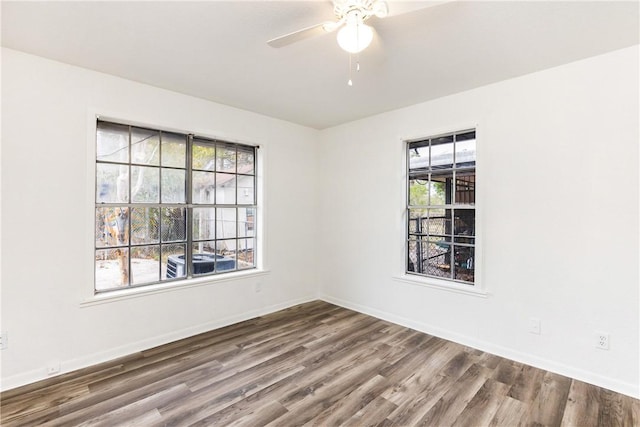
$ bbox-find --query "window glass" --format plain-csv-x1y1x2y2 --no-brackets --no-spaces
97,122,129,163
161,169,186,203
407,129,476,285
237,147,255,175
192,140,216,171
131,207,160,245
131,127,160,166
95,120,257,292
217,145,236,173
161,133,186,168
131,166,159,203
96,164,128,203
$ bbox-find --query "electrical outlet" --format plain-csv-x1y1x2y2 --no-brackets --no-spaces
254,282,262,293
595,332,609,350
0,332,7,350
528,318,541,335
46,362,61,375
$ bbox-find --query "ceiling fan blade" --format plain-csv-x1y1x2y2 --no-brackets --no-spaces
267,21,336,48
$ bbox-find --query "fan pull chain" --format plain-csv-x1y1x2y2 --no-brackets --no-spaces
347,53,362,86
348,21,363,86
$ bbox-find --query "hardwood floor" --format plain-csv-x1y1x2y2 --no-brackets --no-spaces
1,301,638,426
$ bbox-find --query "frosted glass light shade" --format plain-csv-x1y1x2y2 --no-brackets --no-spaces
337,22,373,53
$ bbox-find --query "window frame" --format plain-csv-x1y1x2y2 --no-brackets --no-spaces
93,118,259,295
405,128,479,288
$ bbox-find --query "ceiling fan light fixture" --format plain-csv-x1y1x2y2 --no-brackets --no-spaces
337,20,373,53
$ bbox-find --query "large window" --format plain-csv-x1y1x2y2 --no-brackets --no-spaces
407,129,476,285
95,120,257,293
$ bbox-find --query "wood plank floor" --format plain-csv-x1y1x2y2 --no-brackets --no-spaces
1,301,639,426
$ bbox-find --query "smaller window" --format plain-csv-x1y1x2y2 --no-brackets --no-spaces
406,129,476,285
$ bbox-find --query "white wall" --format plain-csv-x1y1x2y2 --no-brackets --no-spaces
2,45,638,398
318,46,639,397
0,48,320,390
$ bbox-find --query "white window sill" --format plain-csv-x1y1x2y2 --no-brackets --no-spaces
394,274,489,298
81,269,270,307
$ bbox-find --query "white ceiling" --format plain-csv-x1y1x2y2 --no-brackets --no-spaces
2,1,638,129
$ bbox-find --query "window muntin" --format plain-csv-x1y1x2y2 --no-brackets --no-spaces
407,129,476,285
95,120,257,293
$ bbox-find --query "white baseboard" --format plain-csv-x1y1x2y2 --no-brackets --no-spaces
4,293,637,399
319,294,640,399
0,295,317,392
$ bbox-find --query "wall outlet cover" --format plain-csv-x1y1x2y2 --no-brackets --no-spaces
595,331,610,350
529,318,541,335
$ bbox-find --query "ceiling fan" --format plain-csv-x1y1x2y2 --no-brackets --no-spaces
267,0,391,54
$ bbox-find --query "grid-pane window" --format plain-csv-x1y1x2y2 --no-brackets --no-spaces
407,129,476,285
95,120,257,293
